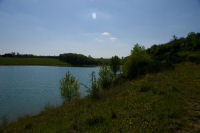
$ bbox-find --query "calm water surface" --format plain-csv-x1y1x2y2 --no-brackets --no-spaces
0,66,99,122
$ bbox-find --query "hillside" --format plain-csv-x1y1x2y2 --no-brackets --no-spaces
1,63,200,133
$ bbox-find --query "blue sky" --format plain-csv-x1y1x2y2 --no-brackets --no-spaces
0,0,200,58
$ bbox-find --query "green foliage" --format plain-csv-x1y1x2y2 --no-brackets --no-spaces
60,71,80,102
59,53,99,66
122,44,154,78
88,71,100,99
1,52,34,57
86,115,105,126
110,55,121,75
0,57,68,66
95,58,111,65
98,65,114,90
139,83,152,92
147,32,200,64
187,54,200,64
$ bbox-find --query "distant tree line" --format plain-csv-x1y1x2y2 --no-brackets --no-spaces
0,52,57,58
1,52,34,58
59,53,111,66
0,52,111,65
59,53,99,66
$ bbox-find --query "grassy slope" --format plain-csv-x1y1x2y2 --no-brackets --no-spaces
0,57,68,66
1,63,200,133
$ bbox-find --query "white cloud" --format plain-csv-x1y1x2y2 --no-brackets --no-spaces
91,12,96,19
109,37,117,41
101,32,110,36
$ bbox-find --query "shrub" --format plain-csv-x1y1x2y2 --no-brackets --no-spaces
98,65,114,90
86,116,105,126
110,55,121,75
140,83,152,92
88,71,100,99
60,71,80,102
187,55,200,64
122,44,154,78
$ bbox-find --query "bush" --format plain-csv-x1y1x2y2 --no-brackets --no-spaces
98,65,114,90
122,44,154,78
139,83,152,92
110,56,121,75
60,71,80,102
187,55,200,64
88,71,100,99
86,116,105,126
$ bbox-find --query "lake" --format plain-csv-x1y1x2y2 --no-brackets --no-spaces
0,66,99,122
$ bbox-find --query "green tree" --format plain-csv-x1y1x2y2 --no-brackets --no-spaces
88,71,100,99
60,71,80,102
122,44,153,78
59,53,98,66
98,65,114,90
110,55,121,75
